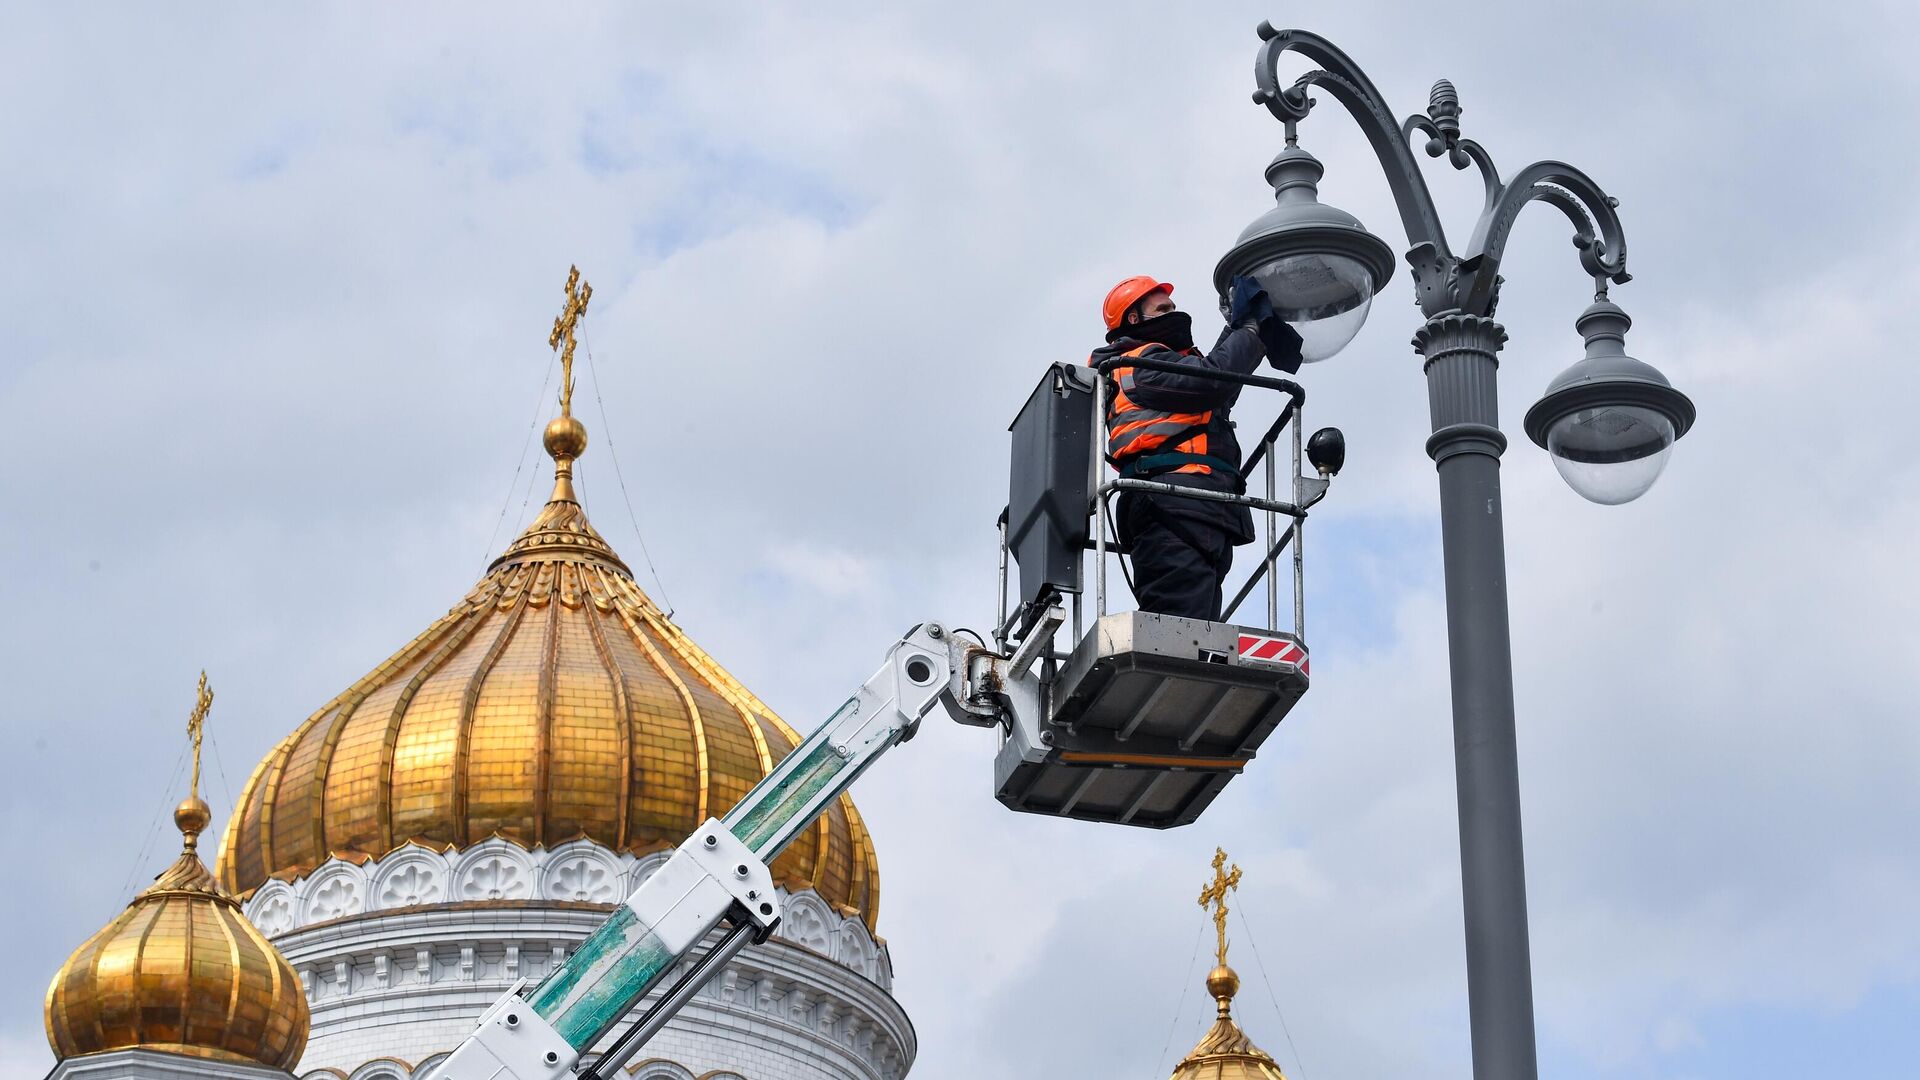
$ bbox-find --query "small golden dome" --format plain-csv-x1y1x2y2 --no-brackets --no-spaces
46,805,309,1068
216,416,883,926
1168,963,1288,1080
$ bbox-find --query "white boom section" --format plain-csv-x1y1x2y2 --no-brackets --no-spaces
425,624,959,1080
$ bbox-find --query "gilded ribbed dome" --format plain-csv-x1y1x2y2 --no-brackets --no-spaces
1168,964,1287,1080
46,797,309,1068
215,416,883,927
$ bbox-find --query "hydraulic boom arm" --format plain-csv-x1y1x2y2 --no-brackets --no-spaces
427,623,965,1080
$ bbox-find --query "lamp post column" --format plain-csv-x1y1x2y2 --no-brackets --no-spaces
1415,312,1539,1080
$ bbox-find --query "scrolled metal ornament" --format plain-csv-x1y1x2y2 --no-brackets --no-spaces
1460,160,1631,315
1250,23,1631,319
1253,21,1451,273
1404,78,1503,219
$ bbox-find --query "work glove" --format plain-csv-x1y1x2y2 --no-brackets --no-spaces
1257,316,1304,373
1225,274,1274,327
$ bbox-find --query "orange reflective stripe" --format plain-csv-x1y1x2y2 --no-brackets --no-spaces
1114,420,1204,451
1105,361,1212,465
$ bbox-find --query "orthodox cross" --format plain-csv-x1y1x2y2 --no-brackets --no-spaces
548,264,593,418
1197,847,1243,967
185,670,213,803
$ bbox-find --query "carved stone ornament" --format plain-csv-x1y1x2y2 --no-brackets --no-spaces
451,840,535,901
249,836,894,994
301,862,367,923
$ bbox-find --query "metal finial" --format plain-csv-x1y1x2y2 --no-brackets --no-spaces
548,265,594,420
544,266,595,504
1428,78,1462,133
1196,847,1244,969
177,671,215,848
185,670,213,804
1425,78,1467,164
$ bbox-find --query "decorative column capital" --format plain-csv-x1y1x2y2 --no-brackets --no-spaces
1412,313,1508,373
1416,314,1510,464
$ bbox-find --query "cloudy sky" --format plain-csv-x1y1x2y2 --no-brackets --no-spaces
4,2,1917,1078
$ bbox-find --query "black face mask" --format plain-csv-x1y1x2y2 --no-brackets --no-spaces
1110,310,1194,351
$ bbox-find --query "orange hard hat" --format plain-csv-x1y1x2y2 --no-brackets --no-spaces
1102,275,1174,330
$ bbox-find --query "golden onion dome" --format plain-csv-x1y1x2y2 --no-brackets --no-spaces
214,416,883,927
1168,963,1288,1080
46,796,309,1069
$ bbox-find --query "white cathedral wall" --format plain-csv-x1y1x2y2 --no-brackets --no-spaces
44,1047,297,1079
245,838,913,1080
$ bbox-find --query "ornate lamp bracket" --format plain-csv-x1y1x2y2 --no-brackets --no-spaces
1251,22,1631,320
1460,162,1631,316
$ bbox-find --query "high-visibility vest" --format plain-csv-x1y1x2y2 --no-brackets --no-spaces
1096,344,1232,479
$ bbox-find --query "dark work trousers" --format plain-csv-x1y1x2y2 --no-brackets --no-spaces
1119,494,1235,622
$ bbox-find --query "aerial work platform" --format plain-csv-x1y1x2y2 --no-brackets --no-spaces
993,611,1309,827
984,356,1341,826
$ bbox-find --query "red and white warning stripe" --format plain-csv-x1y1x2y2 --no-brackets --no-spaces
1236,633,1309,675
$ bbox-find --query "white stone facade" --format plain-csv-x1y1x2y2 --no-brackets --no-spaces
245,839,912,1080
45,1048,296,1079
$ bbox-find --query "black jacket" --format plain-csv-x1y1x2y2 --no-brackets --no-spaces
1089,322,1267,544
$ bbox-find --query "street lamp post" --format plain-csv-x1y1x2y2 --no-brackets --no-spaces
1214,23,1697,1080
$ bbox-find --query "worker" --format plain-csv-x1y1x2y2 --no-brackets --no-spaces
1088,274,1303,621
